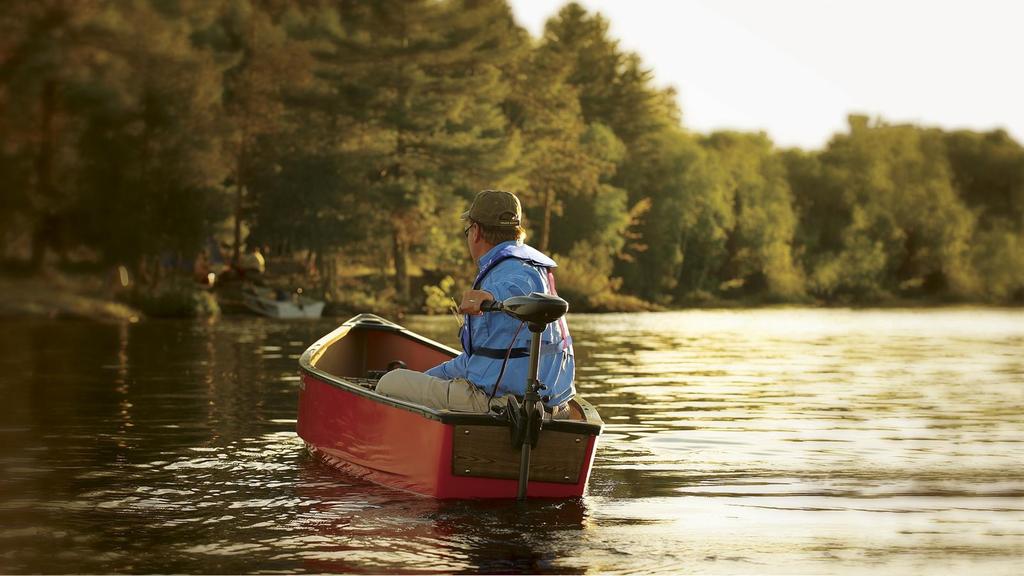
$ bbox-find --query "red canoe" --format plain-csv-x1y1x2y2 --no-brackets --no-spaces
297,314,603,499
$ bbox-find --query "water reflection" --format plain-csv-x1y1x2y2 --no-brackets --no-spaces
291,477,590,574
0,309,1022,573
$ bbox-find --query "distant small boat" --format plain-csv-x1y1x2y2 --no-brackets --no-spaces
297,313,603,499
243,285,324,319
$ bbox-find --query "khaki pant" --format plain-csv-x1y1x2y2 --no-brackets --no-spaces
375,369,497,412
375,369,573,418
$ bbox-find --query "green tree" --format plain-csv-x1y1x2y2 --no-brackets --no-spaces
308,0,523,302
69,1,228,278
944,129,1024,229
943,129,1024,301
506,35,624,256
811,116,977,300
612,128,713,302
0,0,100,266
970,220,1024,302
540,3,678,146
539,2,682,302
783,148,848,271
190,0,315,264
702,132,803,300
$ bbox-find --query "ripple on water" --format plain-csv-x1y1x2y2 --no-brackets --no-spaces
1,310,1023,574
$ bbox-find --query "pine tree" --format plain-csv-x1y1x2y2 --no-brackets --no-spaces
70,1,228,278
0,0,100,266
191,0,315,264
507,38,618,254
308,0,522,302
538,3,689,302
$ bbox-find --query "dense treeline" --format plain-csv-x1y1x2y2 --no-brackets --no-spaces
2,0,1022,311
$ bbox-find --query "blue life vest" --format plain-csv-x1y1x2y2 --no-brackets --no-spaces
459,243,573,367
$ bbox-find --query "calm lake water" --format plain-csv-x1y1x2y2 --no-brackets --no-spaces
1,308,1022,574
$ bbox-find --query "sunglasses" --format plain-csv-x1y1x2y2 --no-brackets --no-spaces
463,222,476,237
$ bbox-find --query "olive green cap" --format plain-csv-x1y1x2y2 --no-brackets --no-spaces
461,189,522,228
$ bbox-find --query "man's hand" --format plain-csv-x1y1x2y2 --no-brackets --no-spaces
459,289,494,316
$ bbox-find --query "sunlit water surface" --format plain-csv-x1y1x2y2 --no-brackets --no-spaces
1,308,1022,574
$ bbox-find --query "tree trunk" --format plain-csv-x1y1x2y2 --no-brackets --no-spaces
392,226,410,303
540,187,553,252
232,16,258,267
232,180,244,266
306,248,316,275
30,79,58,270
317,249,335,297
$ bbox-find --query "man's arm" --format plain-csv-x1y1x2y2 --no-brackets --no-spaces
425,351,469,379
424,287,494,379
427,263,542,379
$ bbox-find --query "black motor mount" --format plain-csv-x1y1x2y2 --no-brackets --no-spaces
505,395,545,450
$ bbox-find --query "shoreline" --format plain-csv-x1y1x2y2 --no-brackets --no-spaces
1,273,1019,322
0,276,142,322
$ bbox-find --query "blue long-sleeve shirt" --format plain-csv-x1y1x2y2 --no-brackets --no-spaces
425,241,576,407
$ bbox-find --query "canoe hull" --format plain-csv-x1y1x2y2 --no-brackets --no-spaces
297,314,602,499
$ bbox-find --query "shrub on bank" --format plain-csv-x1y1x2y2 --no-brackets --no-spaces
127,280,219,318
325,278,405,318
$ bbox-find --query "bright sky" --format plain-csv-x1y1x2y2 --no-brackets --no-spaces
508,0,1024,150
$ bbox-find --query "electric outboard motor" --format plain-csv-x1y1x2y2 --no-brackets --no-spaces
481,292,569,500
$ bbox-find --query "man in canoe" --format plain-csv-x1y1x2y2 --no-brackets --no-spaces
376,189,576,418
